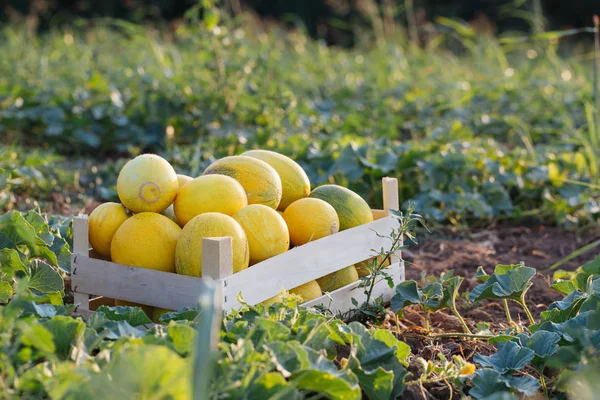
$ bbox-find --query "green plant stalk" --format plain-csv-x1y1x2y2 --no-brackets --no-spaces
550,239,600,270
514,296,535,325
424,309,430,331
540,373,548,397
503,299,514,326
448,294,472,334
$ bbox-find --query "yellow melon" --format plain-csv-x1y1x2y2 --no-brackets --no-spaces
283,198,339,246
174,175,247,226
177,174,193,190
289,280,322,303
203,156,282,209
355,255,391,277
317,265,359,292
111,212,181,273
116,154,179,213
175,212,249,277
309,185,373,231
232,204,289,265
88,202,130,258
242,150,310,211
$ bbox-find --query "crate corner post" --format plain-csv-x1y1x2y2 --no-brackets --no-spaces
381,176,405,285
201,237,234,310
72,215,91,312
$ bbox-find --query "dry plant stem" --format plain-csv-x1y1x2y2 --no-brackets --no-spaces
429,332,494,340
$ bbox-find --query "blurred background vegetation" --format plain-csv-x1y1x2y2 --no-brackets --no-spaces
1,0,599,228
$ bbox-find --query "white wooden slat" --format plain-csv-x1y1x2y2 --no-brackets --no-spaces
71,255,210,310
222,216,399,309
302,260,404,313
72,216,90,256
202,237,234,280
73,292,90,312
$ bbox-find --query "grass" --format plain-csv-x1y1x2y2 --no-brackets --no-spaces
0,14,598,226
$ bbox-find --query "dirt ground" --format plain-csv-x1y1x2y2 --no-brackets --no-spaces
383,224,600,399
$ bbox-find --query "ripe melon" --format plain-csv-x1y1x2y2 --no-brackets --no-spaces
174,175,247,226
309,185,373,231
88,202,130,258
203,156,282,209
114,299,154,319
232,205,289,265
117,154,179,213
317,265,359,292
175,212,249,277
289,280,322,303
111,212,181,273
242,150,310,211
283,198,339,246
355,255,391,277
177,174,193,190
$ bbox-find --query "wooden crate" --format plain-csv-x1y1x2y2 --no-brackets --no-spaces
71,177,404,315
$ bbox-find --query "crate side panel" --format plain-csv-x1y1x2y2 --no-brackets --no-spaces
71,255,211,310
223,216,399,308
301,260,404,313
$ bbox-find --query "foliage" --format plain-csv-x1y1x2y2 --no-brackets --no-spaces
391,261,600,399
0,209,70,305
0,15,599,226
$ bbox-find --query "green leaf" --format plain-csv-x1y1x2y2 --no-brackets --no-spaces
470,266,536,303
0,211,58,265
168,323,195,355
470,369,539,399
246,373,301,400
80,345,191,399
0,281,11,302
522,331,560,358
100,321,146,339
350,360,394,400
19,322,56,353
0,248,27,273
158,307,199,323
94,306,152,327
390,281,422,311
550,280,577,295
23,210,54,246
28,260,64,294
473,341,534,373
371,329,410,365
43,316,86,360
475,266,490,282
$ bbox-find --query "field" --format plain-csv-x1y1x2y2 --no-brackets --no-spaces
1,7,600,400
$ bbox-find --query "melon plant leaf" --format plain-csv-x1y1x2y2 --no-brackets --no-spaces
265,341,310,377
167,323,195,356
390,281,422,311
43,316,86,360
100,321,146,339
0,211,58,265
540,291,586,323
19,322,56,354
522,331,561,359
470,265,536,302
246,373,302,400
371,329,410,365
94,305,152,327
473,341,534,373
292,368,362,400
348,355,394,400
158,307,199,323
470,369,539,399
0,248,27,274
469,369,512,399
23,210,54,246
0,281,12,303
475,266,490,282
580,294,600,313
28,260,64,294
551,280,577,295
422,281,443,310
